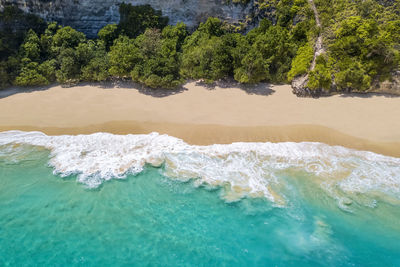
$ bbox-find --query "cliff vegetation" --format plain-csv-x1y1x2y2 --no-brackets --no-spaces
293,0,400,95
0,0,399,95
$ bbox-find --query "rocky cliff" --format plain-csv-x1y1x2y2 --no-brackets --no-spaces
0,0,264,37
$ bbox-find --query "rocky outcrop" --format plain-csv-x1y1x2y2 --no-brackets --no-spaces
369,71,400,95
291,0,324,97
0,0,269,37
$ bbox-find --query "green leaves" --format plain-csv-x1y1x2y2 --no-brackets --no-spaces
108,24,187,88
108,35,139,77
52,26,86,52
4,0,398,93
288,42,314,81
181,35,232,81
327,14,399,91
98,24,119,51
132,26,187,88
180,16,300,84
234,49,270,83
308,0,400,92
15,60,49,86
308,55,332,90
21,30,41,62
118,4,168,38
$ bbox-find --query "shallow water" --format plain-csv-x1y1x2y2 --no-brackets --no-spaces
0,132,400,266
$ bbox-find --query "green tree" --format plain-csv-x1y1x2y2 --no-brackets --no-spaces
108,35,139,77
334,59,371,91
234,49,269,83
55,48,80,84
98,24,119,50
51,26,86,55
181,36,232,82
118,4,168,38
311,0,400,93
38,59,57,83
235,25,297,83
287,42,314,81
21,29,41,62
40,22,59,58
308,55,332,90
0,57,20,88
15,59,48,86
181,18,233,82
130,25,188,88
81,41,110,82
0,5,46,60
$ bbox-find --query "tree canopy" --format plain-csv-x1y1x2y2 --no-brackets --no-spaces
1,1,399,94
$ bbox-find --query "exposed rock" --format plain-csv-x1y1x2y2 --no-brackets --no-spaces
291,0,400,97
0,0,269,37
369,71,400,95
291,0,325,97
291,74,323,97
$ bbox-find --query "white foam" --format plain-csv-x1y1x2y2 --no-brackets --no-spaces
0,131,399,204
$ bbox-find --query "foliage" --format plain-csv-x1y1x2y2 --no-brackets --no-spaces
97,24,119,50
309,0,400,92
131,23,188,88
108,35,139,77
287,42,314,81
15,59,49,86
80,44,110,82
51,26,86,54
0,5,46,88
2,1,399,93
308,55,332,90
181,13,306,84
118,4,168,38
180,18,233,82
0,5,46,61
1,2,314,89
0,57,19,88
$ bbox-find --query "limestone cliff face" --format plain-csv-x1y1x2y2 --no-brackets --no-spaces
0,0,260,37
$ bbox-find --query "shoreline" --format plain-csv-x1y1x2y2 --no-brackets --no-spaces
1,81,400,157
1,122,400,158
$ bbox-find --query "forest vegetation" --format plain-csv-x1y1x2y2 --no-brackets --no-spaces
307,0,400,92
0,0,399,94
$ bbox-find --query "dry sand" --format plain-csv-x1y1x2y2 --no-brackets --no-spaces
0,81,400,157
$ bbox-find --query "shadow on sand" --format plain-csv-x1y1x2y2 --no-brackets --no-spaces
195,79,275,96
99,78,276,97
0,78,276,99
4,79,399,99
96,79,188,98
337,92,400,99
0,84,56,99
0,80,188,99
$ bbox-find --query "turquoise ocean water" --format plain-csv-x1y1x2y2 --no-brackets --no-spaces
0,131,400,266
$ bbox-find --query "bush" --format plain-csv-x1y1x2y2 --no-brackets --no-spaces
97,24,119,50
55,48,80,84
287,42,314,81
38,59,57,83
15,60,49,86
307,55,332,90
108,35,139,77
334,60,371,91
51,26,86,55
130,26,187,88
118,4,168,38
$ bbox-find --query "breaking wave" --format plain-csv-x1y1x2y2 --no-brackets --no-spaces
0,131,399,207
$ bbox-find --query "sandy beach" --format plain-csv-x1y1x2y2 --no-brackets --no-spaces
0,81,400,157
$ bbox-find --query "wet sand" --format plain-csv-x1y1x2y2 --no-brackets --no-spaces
1,81,400,157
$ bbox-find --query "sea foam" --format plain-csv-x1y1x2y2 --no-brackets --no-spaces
0,131,399,205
